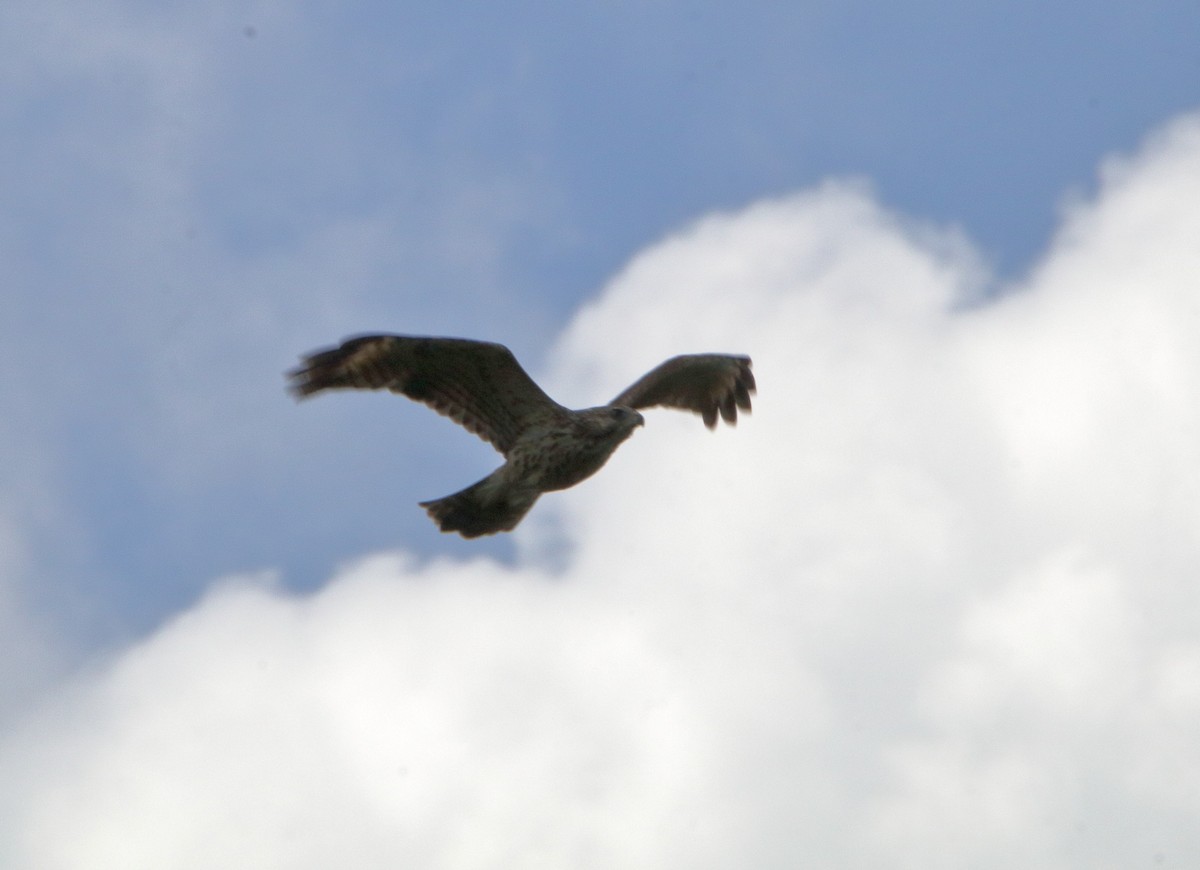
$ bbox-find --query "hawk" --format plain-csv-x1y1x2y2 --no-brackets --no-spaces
288,335,755,538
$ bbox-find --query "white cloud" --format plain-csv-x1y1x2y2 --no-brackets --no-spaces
4,112,1200,868
0,516,62,725
0,419,71,725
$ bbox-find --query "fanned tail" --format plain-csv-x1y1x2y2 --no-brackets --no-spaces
419,468,539,538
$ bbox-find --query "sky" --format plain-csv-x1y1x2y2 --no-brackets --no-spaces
2,1,1200,867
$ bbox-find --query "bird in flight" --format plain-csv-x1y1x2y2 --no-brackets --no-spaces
288,335,755,538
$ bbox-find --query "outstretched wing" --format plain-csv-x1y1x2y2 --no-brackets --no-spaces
610,354,755,429
287,335,567,455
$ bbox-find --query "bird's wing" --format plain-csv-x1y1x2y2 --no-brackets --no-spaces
610,354,755,429
287,335,567,455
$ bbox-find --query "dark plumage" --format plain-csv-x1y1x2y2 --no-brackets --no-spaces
288,335,755,538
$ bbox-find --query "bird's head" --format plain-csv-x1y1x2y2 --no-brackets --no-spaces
607,405,645,433
579,405,644,442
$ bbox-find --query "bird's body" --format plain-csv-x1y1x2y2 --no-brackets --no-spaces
288,335,754,537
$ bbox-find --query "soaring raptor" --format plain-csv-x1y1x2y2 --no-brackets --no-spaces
288,335,755,538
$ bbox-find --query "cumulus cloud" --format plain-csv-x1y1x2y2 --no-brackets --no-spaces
0,517,62,725
4,113,1200,868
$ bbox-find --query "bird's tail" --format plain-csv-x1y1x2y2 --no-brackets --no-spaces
419,467,539,538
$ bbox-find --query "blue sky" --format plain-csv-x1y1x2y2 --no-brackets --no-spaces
6,0,1200,630
3,2,1200,866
